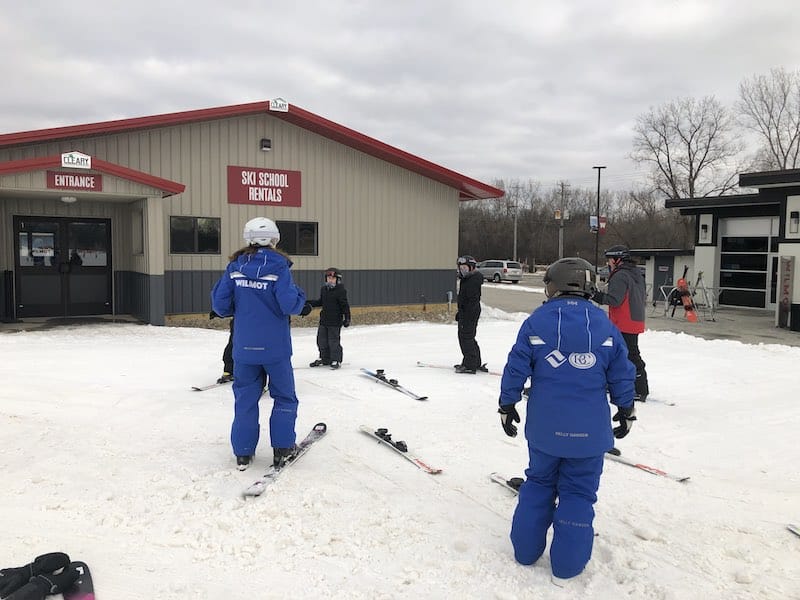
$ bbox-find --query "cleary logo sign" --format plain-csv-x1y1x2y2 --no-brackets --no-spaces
61,151,92,169
269,97,289,112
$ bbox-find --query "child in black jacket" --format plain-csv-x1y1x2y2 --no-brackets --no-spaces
308,268,351,369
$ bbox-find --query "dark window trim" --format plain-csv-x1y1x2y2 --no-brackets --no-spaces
169,215,221,255
275,220,319,256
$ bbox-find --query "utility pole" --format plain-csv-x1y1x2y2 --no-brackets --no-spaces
512,186,519,262
593,166,606,272
557,181,569,259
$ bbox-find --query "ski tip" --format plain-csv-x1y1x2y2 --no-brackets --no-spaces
313,422,327,432
606,447,621,456
417,396,429,401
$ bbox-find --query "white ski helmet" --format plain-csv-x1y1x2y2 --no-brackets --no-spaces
243,217,280,247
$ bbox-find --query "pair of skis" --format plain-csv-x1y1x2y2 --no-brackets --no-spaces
492,449,690,495
360,368,428,401
242,422,328,497
416,361,502,376
242,423,440,500
359,425,442,474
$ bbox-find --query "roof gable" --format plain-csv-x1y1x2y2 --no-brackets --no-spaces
0,155,185,197
0,101,503,201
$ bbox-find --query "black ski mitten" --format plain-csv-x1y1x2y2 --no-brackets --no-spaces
498,404,521,437
612,405,637,439
300,302,313,317
0,553,70,599
6,568,79,600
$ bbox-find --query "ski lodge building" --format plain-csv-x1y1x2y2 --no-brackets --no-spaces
0,99,503,325
664,169,800,331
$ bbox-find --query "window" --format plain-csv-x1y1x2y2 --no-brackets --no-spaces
170,216,221,254
276,221,318,255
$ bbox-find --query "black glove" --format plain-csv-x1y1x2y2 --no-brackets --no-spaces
342,319,350,328
300,302,312,317
209,310,220,320
498,404,521,437
6,568,79,600
0,553,71,598
612,405,637,439
591,290,604,304
454,312,460,322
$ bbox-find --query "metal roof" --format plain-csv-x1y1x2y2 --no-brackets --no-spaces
0,100,504,201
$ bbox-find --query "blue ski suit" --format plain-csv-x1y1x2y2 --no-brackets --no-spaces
498,295,635,579
211,247,308,456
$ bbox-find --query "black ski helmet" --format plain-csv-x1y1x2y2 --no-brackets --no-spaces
457,255,477,269
324,267,342,282
543,257,597,299
604,245,631,260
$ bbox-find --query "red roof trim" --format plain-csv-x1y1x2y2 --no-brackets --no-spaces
0,155,185,197
0,101,503,200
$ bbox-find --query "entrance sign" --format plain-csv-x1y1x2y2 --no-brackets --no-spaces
61,151,92,169
227,166,301,206
47,171,103,191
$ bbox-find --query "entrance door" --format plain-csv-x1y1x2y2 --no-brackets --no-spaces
653,256,674,302
14,216,112,318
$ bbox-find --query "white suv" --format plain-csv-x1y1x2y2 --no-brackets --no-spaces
476,260,523,284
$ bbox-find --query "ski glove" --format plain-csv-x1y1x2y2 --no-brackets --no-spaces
342,319,350,327
612,405,637,439
0,553,71,598
300,302,313,317
5,568,79,600
454,311,460,322
498,404,521,437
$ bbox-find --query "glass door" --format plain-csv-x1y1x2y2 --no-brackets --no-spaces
14,216,112,317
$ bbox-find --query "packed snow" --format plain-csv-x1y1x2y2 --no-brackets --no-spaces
1,305,799,599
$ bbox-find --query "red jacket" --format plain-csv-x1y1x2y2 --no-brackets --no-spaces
593,263,646,334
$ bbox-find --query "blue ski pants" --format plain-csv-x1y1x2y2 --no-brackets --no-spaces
230,358,298,456
510,449,604,579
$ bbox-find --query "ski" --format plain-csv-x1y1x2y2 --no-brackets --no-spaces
639,397,676,407
604,452,690,483
242,422,328,497
416,361,502,376
360,368,428,401
191,381,231,391
490,472,523,495
359,425,442,474
788,524,800,538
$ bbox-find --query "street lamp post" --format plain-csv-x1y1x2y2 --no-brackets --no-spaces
593,166,606,272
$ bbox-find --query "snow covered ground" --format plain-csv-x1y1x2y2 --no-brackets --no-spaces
1,306,799,599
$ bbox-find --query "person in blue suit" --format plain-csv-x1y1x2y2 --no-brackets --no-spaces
496,257,636,584
211,217,312,471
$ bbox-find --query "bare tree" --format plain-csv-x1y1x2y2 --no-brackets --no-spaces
631,96,742,199
737,67,800,170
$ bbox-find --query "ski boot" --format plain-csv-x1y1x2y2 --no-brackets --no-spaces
273,445,298,468
454,364,477,374
217,372,233,384
236,455,253,471
309,359,327,367
330,361,341,369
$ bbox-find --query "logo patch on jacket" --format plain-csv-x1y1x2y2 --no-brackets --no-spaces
545,349,567,368
568,352,597,369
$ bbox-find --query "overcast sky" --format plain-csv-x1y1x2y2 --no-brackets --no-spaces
2,1,799,191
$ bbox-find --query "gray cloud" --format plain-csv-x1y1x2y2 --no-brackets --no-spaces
2,0,799,191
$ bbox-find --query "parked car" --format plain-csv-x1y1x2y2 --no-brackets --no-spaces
476,259,523,283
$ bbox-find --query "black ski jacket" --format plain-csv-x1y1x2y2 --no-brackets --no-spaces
457,270,483,323
309,284,351,326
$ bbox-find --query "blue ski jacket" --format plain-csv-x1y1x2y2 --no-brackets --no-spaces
499,295,635,457
211,248,307,364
